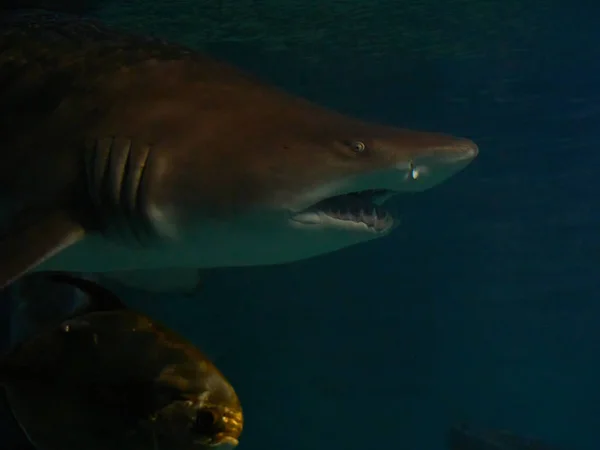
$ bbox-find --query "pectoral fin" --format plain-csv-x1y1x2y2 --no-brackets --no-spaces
0,210,85,290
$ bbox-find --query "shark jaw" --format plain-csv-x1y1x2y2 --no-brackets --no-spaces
289,189,397,234
284,139,479,236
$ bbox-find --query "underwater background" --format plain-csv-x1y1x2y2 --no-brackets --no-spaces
1,1,598,449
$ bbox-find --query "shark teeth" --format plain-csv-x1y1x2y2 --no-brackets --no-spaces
290,189,397,233
290,210,395,233
325,207,393,232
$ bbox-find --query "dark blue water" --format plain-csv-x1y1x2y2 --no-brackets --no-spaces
2,2,599,449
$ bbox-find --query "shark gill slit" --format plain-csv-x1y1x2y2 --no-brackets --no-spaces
85,137,108,213
131,142,156,244
106,137,130,213
86,137,155,244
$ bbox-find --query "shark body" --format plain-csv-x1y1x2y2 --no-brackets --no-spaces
0,11,478,289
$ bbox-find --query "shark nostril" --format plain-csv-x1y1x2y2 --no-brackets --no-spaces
407,161,419,180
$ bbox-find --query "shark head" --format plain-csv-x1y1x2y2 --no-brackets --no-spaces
126,95,479,268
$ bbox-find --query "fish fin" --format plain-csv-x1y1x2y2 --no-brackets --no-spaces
7,272,92,346
47,272,127,313
100,268,207,296
0,210,85,290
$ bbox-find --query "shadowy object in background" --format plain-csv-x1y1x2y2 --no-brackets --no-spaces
447,425,565,450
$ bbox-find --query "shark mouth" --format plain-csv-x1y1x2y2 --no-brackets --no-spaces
290,189,397,233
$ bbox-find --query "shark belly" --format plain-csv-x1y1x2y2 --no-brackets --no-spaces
34,222,380,272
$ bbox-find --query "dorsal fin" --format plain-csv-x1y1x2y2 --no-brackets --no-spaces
47,272,126,313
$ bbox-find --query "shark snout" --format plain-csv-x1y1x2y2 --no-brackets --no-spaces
391,136,478,192
433,138,479,163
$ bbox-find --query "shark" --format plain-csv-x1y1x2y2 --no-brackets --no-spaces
0,10,478,290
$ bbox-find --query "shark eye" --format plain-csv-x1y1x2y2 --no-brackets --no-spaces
350,141,366,153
